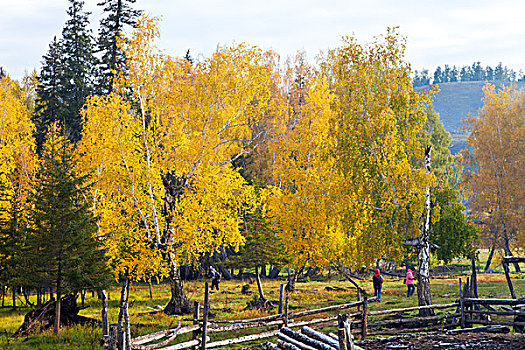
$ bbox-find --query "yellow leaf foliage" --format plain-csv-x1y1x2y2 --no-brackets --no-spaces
78,15,275,280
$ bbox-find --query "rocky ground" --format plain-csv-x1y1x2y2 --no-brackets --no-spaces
243,332,525,350
357,332,525,349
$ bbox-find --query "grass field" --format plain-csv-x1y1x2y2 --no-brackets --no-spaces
1,265,524,349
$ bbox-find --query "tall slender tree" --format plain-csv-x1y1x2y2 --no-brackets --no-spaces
60,0,97,143
96,0,141,94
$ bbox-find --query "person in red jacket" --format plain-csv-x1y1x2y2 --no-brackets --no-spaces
405,268,415,297
373,269,384,301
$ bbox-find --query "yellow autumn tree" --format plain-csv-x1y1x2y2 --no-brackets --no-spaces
323,29,434,267
267,54,337,291
0,76,37,296
463,84,525,271
78,15,277,314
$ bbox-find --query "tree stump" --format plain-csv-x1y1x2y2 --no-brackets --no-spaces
15,294,97,336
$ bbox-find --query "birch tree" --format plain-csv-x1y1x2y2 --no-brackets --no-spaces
78,15,276,314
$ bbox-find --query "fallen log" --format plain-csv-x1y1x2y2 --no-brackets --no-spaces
277,333,317,350
280,327,337,350
301,326,340,349
277,339,303,350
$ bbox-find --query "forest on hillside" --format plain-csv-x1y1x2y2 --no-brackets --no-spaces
412,62,525,87
1,0,524,345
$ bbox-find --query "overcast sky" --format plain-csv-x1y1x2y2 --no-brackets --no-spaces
2,0,525,80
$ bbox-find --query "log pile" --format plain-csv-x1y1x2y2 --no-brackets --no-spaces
262,326,364,350
15,294,98,336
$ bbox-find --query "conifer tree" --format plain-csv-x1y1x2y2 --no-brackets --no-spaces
34,37,66,153
96,0,141,94
28,125,108,334
60,0,97,143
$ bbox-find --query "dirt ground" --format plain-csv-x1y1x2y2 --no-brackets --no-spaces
358,332,525,349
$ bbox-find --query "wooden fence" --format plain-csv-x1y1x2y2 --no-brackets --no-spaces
111,274,525,350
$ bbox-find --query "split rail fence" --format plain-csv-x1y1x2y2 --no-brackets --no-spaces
104,261,525,350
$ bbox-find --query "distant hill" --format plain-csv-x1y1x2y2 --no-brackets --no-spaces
415,81,525,154
415,81,525,133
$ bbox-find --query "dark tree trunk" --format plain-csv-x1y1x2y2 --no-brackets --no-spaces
260,265,266,277
285,267,303,293
268,265,280,279
12,286,16,310
217,265,232,281
163,260,192,315
484,244,495,272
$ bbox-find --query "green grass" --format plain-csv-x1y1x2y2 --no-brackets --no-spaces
1,268,524,349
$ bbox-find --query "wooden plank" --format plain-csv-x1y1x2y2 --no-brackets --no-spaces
206,329,279,348
368,303,458,316
133,326,199,346
132,324,182,350
366,313,460,328
463,298,525,305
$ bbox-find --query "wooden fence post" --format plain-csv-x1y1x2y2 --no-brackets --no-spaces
278,283,285,315
502,262,516,299
337,314,348,350
192,301,200,350
357,288,361,312
459,278,465,329
201,282,209,350
284,293,289,327
361,296,368,340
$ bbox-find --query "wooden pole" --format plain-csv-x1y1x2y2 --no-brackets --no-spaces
337,314,349,350
201,282,209,350
356,288,361,312
192,301,200,350
361,296,368,340
459,278,465,329
284,293,289,327
278,283,285,315
502,262,516,299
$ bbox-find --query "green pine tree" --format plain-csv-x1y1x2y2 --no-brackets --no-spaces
60,0,97,143
96,0,141,94
27,125,108,334
34,37,66,153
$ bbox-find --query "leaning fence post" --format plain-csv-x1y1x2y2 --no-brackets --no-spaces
278,283,285,315
201,282,209,350
192,300,200,350
502,261,516,299
361,296,368,340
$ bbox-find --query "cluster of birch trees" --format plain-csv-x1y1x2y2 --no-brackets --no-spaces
3,8,522,330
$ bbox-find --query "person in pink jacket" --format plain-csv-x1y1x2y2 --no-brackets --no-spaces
405,268,415,297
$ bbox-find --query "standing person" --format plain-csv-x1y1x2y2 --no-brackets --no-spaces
406,268,415,297
209,266,221,291
373,269,384,301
